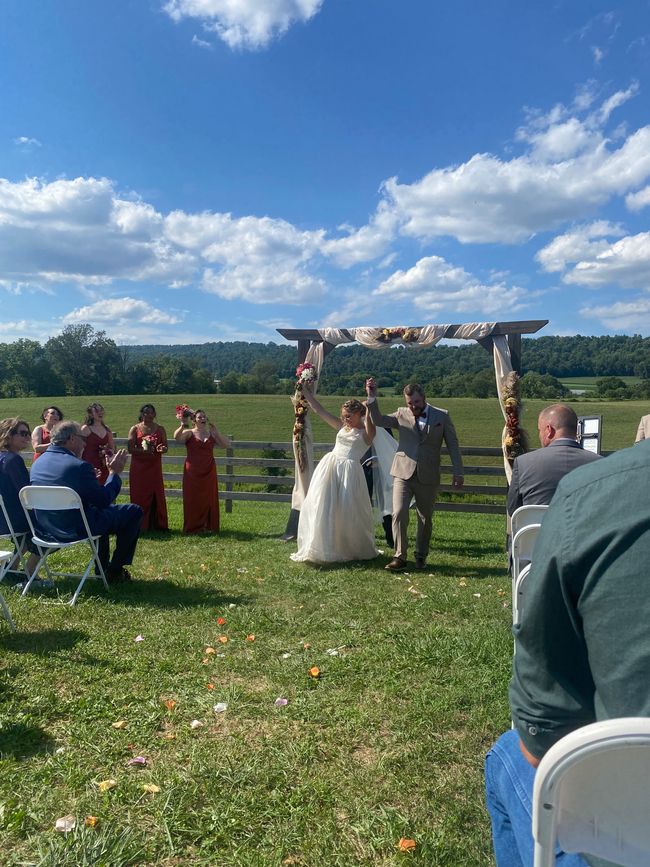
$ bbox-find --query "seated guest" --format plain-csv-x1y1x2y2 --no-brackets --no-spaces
507,404,601,516
29,420,143,584
486,438,650,865
0,417,40,580
31,405,63,461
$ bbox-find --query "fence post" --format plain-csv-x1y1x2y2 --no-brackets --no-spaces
225,435,234,513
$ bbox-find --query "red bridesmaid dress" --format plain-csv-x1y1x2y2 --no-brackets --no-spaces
182,434,219,534
32,427,51,462
82,430,110,484
129,427,169,531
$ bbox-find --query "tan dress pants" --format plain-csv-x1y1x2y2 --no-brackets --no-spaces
391,473,439,562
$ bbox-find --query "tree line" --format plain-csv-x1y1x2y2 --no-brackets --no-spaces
0,325,648,399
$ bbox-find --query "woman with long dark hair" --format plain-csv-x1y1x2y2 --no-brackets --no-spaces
31,405,63,462
127,403,168,531
81,402,115,484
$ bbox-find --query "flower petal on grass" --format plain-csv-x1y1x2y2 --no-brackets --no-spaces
143,784,161,794
97,779,118,792
134,634,145,642
275,697,289,707
281,652,292,659
163,699,177,711
459,579,467,587
206,683,215,690
111,720,127,729
398,837,416,852
84,816,99,828
205,646,217,655
218,635,228,644
216,617,226,626
190,719,204,729
127,756,147,767
213,702,228,713
309,666,321,679
246,634,255,642
55,815,76,833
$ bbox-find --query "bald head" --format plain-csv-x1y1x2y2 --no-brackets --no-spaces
537,404,579,447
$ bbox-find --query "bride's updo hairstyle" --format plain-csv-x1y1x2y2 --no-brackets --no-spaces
340,398,365,426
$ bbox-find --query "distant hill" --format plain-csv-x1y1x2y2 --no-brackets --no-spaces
125,334,649,382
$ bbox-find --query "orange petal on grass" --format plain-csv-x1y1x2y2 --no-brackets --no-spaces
309,666,320,678
303,642,311,649
163,699,177,711
218,635,228,644
162,732,176,740
111,720,127,729
398,838,416,852
204,646,216,655
85,816,99,828
206,683,215,690
246,634,255,642
217,617,226,626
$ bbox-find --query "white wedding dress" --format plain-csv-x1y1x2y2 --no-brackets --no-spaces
291,426,379,564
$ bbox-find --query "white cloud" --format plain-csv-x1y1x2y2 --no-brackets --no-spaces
64,297,181,326
581,297,650,331
163,0,324,50
202,263,326,303
191,34,212,49
321,202,397,267
563,231,650,289
536,221,625,273
382,88,649,245
13,136,41,148
373,255,529,317
626,185,650,212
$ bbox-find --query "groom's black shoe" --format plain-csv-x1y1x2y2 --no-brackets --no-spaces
385,557,407,572
415,557,427,570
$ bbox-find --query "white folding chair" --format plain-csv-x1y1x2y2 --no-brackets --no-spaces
19,486,109,606
511,504,549,539
0,550,16,630
533,717,650,867
512,562,531,628
0,494,30,578
511,523,541,600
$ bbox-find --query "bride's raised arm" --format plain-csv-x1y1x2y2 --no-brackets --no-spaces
363,402,376,445
302,386,342,431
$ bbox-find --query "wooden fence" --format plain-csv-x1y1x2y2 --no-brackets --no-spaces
113,438,509,516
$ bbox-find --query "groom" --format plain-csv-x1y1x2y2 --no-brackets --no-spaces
365,378,464,571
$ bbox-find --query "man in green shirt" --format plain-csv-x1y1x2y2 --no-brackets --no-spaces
486,438,650,865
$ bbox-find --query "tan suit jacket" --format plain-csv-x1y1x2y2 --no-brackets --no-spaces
635,414,650,443
367,402,463,484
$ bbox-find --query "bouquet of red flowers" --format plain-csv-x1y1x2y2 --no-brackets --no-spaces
175,404,194,422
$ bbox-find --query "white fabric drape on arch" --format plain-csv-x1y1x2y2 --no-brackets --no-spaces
291,322,514,508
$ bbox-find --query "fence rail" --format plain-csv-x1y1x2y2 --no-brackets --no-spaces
106,437,510,516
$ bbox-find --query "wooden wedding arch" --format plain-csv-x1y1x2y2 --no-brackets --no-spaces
277,320,548,538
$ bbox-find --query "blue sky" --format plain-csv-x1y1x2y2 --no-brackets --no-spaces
1,0,650,345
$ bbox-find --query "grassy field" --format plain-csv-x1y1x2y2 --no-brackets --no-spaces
0,392,645,864
0,393,644,452
559,375,641,393
1,503,510,866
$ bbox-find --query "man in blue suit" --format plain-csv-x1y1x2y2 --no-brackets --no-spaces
30,420,143,584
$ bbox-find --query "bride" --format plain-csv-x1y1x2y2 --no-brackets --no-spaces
291,387,380,564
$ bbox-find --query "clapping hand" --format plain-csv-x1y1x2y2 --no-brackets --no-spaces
107,448,129,475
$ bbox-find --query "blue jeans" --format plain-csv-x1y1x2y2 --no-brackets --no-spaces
485,729,588,867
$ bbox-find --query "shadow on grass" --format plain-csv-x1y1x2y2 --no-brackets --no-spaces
0,628,88,655
0,722,56,758
106,579,254,610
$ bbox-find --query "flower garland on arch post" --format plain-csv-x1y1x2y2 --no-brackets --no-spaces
500,371,529,463
292,363,317,471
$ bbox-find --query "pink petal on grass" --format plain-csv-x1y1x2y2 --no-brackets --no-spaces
134,634,145,643
127,756,147,767
274,697,289,707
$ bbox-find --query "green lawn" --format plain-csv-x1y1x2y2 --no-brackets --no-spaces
1,502,510,866
0,393,644,452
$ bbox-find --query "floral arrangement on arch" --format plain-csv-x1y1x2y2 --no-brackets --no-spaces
376,326,421,344
501,372,529,461
293,362,317,471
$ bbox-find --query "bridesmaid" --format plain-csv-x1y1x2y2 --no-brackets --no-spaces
127,403,169,531
31,405,63,461
81,402,115,484
174,408,230,534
